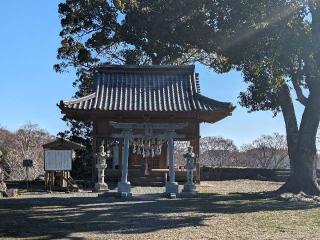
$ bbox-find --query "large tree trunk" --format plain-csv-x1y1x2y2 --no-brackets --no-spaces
277,84,299,171
278,83,320,195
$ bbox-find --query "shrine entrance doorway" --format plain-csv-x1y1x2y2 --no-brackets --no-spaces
111,122,186,197
129,145,167,170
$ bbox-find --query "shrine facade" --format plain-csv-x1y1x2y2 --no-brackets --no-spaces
59,64,234,196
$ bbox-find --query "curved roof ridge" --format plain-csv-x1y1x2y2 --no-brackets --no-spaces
194,93,235,110
63,92,96,105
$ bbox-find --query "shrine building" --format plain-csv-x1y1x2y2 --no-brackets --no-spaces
59,64,234,196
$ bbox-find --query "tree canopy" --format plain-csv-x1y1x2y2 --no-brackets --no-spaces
55,0,211,72
191,0,320,194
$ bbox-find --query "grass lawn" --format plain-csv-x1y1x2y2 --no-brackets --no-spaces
0,180,319,240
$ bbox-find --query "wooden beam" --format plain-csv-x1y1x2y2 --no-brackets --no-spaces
110,122,188,130
112,133,185,139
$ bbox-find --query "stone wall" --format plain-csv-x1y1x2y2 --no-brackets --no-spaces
174,167,290,182
199,167,295,182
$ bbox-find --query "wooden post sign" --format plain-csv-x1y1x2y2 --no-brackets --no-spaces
23,159,33,190
23,159,33,168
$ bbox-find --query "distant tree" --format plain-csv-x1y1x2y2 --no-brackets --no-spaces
2,123,53,180
200,137,238,167
173,141,190,167
174,137,238,167
0,128,15,179
241,133,289,169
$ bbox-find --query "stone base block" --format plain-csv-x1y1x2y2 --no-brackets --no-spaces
117,181,131,195
98,191,120,198
161,192,177,199
120,192,132,199
182,183,198,193
98,191,132,199
93,183,109,192
179,192,198,198
165,182,179,194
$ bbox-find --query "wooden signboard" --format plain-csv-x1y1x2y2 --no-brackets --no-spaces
44,150,72,171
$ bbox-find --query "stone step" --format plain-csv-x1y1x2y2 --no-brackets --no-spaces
128,173,166,178
131,181,164,187
129,176,164,180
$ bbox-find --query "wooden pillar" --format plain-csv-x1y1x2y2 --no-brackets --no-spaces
191,122,201,184
112,144,119,169
194,137,200,184
49,171,55,191
117,130,132,196
165,130,179,195
167,132,175,183
121,131,131,183
60,171,63,189
119,139,123,170
45,172,49,190
92,121,97,183
159,144,167,169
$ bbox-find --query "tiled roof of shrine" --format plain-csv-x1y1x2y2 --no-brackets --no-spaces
60,65,234,114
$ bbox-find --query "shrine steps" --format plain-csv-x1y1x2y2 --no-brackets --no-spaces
130,176,165,187
105,168,167,186
128,168,167,187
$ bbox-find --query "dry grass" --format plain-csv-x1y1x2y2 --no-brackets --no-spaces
0,180,319,240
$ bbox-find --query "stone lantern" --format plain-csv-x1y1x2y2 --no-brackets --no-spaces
94,142,110,192
182,146,197,194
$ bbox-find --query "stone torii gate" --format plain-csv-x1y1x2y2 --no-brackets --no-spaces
111,122,187,197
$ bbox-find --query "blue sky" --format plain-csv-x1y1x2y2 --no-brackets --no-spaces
0,1,304,147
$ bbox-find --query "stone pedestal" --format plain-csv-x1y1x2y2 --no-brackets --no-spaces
165,181,179,197
118,181,132,197
183,183,197,192
182,171,198,194
94,182,109,192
